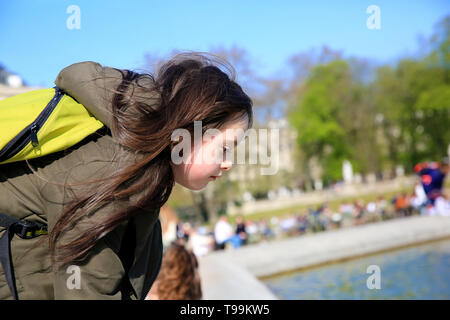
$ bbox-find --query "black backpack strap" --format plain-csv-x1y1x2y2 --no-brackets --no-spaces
0,213,48,300
118,217,137,300
0,213,20,300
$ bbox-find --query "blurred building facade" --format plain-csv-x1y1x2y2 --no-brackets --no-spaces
228,118,298,185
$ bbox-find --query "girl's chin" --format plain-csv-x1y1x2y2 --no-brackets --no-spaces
182,181,209,191
175,176,216,191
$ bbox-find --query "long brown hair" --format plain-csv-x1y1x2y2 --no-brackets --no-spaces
46,52,253,265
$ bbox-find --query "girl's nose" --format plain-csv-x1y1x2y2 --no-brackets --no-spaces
220,160,232,171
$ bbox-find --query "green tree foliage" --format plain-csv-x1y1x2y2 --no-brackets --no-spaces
288,60,378,182
289,15,450,183
374,16,449,170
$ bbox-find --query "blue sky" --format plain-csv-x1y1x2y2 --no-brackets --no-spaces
0,0,448,88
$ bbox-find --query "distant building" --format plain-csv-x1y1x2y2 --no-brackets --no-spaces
268,118,297,173
228,117,297,183
0,64,24,87
0,64,36,100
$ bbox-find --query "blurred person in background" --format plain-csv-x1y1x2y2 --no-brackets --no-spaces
213,215,233,250
432,193,450,216
188,226,214,257
279,214,297,236
258,218,275,241
414,157,449,206
376,196,390,220
413,181,428,208
182,222,192,244
394,193,412,217
366,200,379,222
330,211,343,229
146,243,202,300
296,212,310,234
235,215,248,245
353,200,366,225
339,201,355,227
410,190,426,215
245,219,259,243
176,222,185,242
310,205,327,232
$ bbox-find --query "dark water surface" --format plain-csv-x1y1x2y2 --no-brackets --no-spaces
263,238,450,299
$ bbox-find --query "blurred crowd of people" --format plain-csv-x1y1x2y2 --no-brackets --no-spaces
171,158,449,258
174,191,448,257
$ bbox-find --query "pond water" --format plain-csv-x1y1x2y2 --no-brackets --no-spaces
263,238,450,299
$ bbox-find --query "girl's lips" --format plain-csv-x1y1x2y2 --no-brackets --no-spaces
210,175,221,180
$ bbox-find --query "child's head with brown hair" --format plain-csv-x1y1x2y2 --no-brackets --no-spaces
47,51,253,265
147,243,202,300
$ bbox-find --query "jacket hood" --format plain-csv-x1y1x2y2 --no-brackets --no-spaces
54,61,161,133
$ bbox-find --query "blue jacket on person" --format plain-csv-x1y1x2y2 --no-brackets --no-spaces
414,162,447,203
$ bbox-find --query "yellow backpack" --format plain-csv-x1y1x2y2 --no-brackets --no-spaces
0,86,104,165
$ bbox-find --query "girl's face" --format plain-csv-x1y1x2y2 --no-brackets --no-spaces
170,115,248,190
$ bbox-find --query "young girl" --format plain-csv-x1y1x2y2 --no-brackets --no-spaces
0,52,253,299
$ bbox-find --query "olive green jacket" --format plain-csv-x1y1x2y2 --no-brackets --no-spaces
0,61,162,300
